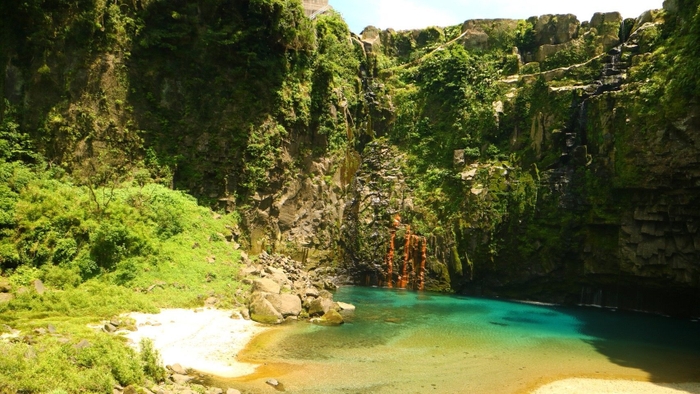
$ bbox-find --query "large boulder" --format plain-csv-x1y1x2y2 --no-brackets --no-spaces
266,294,302,317
264,267,289,287
307,297,335,317
248,293,283,324
252,278,280,294
316,309,344,326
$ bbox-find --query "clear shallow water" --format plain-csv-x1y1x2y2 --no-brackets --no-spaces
221,287,700,394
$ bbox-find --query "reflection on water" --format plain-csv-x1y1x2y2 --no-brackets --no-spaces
215,287,700,394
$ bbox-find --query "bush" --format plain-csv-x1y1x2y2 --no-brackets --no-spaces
140,338,166,382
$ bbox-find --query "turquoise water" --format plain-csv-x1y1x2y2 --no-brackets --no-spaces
225,287,700,393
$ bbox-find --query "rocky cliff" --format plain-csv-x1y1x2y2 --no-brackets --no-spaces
340,1,700,315
2,0,700,315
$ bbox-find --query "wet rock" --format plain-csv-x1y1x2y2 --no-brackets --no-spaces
104,323,117,333
266,379,280,387
252,278,280,294
316,309,344,326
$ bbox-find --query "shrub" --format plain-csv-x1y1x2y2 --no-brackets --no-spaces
140,338,166,382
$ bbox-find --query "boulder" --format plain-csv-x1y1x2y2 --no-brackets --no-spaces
226,390,241,394
33,279,45,295
248,293,283,324
75,339,91,349
307,297,335,317
266,294,302,317
305,287,319,298
336,302,356,312
267,271,289,287
252,278,280,294
317,310,344,326
170,363,187,375
0,293,14,304
123,386,137,394
318,290,334,300
172,374,193,385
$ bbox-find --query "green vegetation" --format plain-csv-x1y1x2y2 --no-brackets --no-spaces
1,0,700,388
0,153,244,391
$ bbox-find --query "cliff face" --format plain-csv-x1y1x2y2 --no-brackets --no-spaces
0,0,366,266
340,1,700,315
2,0,700,314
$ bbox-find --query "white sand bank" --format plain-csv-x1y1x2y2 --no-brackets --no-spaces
124,308,269,378
532,378,700,394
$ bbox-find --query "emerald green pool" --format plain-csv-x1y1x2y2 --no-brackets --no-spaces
221,287,700,393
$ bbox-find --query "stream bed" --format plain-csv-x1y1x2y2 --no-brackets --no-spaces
213,287,700,393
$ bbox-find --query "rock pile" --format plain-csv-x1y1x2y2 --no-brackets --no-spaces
112,363,242,394
241,252,354,325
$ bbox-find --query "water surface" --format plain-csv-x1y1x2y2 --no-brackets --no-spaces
220,287,700,393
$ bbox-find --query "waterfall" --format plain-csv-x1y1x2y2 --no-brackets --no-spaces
620,19,626,43
593,289,603,307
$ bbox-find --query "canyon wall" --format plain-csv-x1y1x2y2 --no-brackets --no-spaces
2,0,700,314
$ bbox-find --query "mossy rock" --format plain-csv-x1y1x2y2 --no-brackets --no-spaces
315,309,344,326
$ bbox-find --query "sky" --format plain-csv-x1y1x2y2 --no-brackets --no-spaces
328,0,664,34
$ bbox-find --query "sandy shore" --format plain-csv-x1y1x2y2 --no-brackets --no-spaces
531,378,700,394
124,308,270,377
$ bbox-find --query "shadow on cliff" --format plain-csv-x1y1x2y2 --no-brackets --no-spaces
126,0,316,198
569,305,700,391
